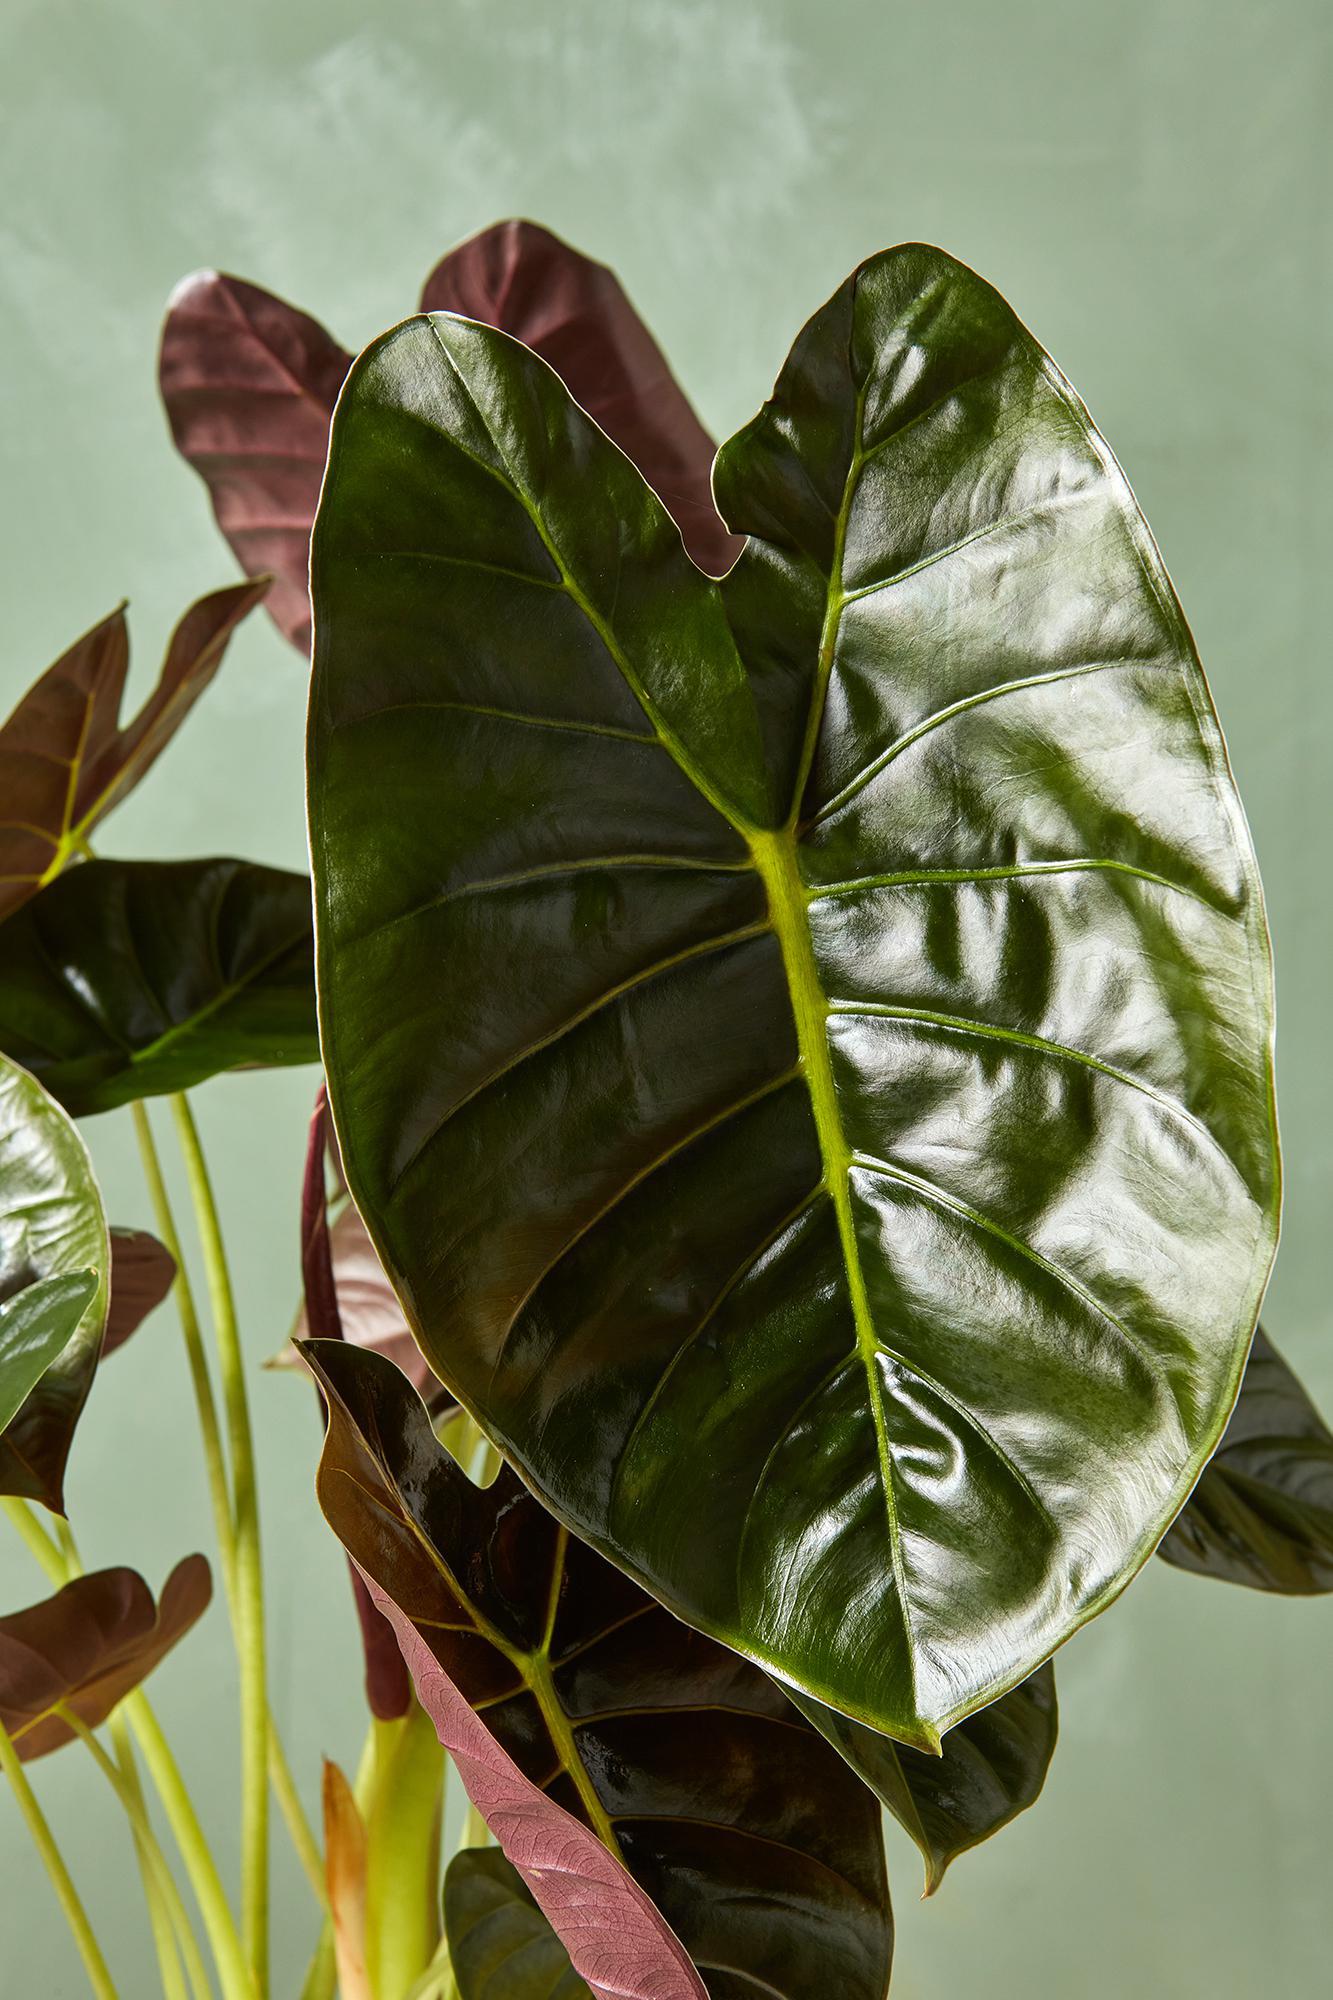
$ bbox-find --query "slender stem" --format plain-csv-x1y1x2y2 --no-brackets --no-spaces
108,1712,191,2000
169,1094,268,1994
363,1702,445,2000
134,1104,324,1910
403,1934,458,2000
58,1707,213,2000
3,1493,66,1583
0,1718,119,1999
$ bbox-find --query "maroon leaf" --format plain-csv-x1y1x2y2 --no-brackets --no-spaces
0,582,268,922
102,1228,176,1359
421,220,741,576
365,1576,706,2000
159,274,352,653
0,1557,211,1759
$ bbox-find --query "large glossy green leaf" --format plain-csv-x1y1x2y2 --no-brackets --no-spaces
1158,1326,1333,1592
306,1340,894,2000
445,1847,591,2000
308,243,1279,1748
0,857,318,1114
0,1054,108,1509
0,1273,99,1435
0,582,267,921
791,1666,1056,1894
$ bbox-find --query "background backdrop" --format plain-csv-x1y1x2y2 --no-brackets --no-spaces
2,0,1330,1992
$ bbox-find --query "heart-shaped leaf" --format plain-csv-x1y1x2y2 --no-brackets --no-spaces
790,1665,1057,1894
420,220,740,577
0,857,318,1114
445,1847,591,2000
308,244,1279,1748
0,1556,210,1758
0,582,267,921
101,1228,176,1359
1158,1327,1333,1592
306,1339,893,2000
0,1054,109,1509
161,223,738,656
0,1272,99,1434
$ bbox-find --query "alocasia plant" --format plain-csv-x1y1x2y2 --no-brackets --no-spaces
0,216,1324,2000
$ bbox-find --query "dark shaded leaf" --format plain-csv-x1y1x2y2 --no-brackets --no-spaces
0,1556,211,1758
0,857,318,1114
308,243,1279,1747
421,219,740,576
445,1847,590,2000
0,583,267,921
159,273,352,653
101,1228,176,1358
0,1054,108,1509
307,1339,893,2000
791,1665,1057,1894
1158,1327,1333,1592
0,1273,99,1434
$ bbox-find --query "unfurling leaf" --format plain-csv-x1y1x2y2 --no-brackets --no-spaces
445,1847,591,2000
0,1557,211,1758
1159,1327,1333,1592
0,858,318,1114
102,1229,176,1359
0,1054,108,1510
790,1665,1057,1894
420,219,740,576
305,1339,893,2000
160,221,739,657
308,243,1279,1748
159,274,353,653
0,582,267,921
323,1758,373,2000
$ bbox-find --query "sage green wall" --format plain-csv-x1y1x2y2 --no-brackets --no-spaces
2,0,1330,1992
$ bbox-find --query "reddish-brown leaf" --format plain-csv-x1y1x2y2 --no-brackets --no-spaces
102,1228,176,1359
0,1557,211,1759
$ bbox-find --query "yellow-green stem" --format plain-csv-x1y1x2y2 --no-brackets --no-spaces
170,1093,269,1994
108,1711,190,2000
0,1717,119,2000
364,1702,445,2000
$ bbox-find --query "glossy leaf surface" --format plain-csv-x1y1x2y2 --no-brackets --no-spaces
445,1847,590,2000
1159,1327,1333,1592
160,273,352,652
0,857,318,1114
102,1228,176,1359
791,1665,1056,1893
0,1054,108,1509
421,219,740,575
309,244,1279,1747
0,582,267,920
0,1272,98,1435
308,1340,893,2000
0,1556,211,1758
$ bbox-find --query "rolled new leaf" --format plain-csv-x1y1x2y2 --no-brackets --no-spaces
309,242,1279,1749
0,858,318,1114
1159,1327,1333,1592
0,1557,211,1758
445,1847,591,2000
789,1666,1057,1894
0,581,267,921
0,1054,109,1510
101,1229,176,1359
305,1339,893,2000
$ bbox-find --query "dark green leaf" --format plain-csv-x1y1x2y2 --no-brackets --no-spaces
790,1666,1056,1894
0,1556,211,1759
306,1340,893,2000
1158,1327,1333,1592
308,244,1279,1748
102,1228,176,1358
0,1054,108,1509
0,857,318,1115
0,582,267,920
0,1273,99,1434
445,1847,591,2000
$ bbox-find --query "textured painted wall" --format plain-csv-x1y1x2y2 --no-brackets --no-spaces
1,1,1330,1991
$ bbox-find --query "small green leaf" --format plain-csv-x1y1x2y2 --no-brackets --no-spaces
0,857,318,1114
445,1847,591,2000
0,1054,108,1510
0,1272,98,1435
